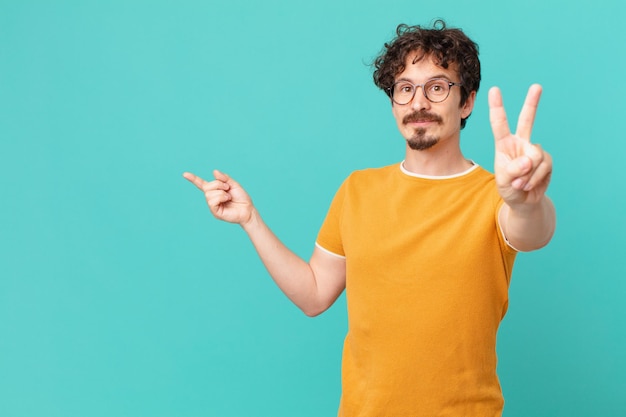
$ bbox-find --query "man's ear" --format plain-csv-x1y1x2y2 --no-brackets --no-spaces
461,90,477,119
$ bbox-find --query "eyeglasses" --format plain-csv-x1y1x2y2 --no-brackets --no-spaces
387,78,462,105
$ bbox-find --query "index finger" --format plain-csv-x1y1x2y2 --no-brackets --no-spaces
182,172,209,190
488,86,511,142
515,84,542,140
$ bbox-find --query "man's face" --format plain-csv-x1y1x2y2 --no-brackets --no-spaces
390,52,475,151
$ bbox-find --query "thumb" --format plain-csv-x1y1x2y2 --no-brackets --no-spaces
505,155,532,180
213,169,242,189
213,169,229,182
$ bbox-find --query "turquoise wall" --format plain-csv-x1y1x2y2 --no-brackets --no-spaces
1,0,624,415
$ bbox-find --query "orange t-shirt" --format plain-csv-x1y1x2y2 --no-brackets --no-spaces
316,163,517,417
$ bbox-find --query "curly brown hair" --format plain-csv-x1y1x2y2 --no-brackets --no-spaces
373,19,481,128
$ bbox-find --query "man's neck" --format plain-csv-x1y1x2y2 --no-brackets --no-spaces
402,144,473,177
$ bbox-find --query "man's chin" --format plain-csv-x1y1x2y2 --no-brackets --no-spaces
407,137,439,151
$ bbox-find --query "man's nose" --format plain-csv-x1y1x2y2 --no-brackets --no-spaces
410,88,431,111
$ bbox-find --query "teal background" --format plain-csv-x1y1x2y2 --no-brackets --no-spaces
1,0,624,415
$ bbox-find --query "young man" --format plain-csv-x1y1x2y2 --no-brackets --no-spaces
184,20,555,417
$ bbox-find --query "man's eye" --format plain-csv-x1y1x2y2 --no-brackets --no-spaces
428,82,447,94
396,84,413,93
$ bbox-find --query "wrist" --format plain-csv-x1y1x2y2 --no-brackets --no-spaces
505,196,551,217
240,208,261,233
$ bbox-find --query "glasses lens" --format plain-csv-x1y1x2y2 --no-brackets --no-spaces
424,79,450,102
392,82,415,105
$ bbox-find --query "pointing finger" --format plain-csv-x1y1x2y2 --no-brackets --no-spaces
184,171,230,192
183,172,208,190
488,86,511,142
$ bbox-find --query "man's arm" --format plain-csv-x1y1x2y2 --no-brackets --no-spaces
499,196,556,251
183,170,346,316
489,85,556,251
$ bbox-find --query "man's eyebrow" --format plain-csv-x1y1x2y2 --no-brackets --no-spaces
394,74,453,83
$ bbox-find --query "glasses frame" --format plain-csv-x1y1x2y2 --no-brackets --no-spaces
387,78,463,105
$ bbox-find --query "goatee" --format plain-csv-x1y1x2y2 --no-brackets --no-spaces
407,128,439,150
403,110,442,151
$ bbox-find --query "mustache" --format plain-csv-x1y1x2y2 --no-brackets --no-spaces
403,111,442,124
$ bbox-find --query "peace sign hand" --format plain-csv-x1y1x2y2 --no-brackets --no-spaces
489,84,553,207
183,170,254,226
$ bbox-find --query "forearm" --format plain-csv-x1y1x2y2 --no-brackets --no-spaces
500,196,556,252
240,208,328,316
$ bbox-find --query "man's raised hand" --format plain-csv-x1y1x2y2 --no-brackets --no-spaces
489,84,553,207
183,170,254,225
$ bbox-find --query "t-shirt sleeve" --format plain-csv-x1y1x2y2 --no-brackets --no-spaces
316,178,348,258
493,193,518,285
495,198,518,253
